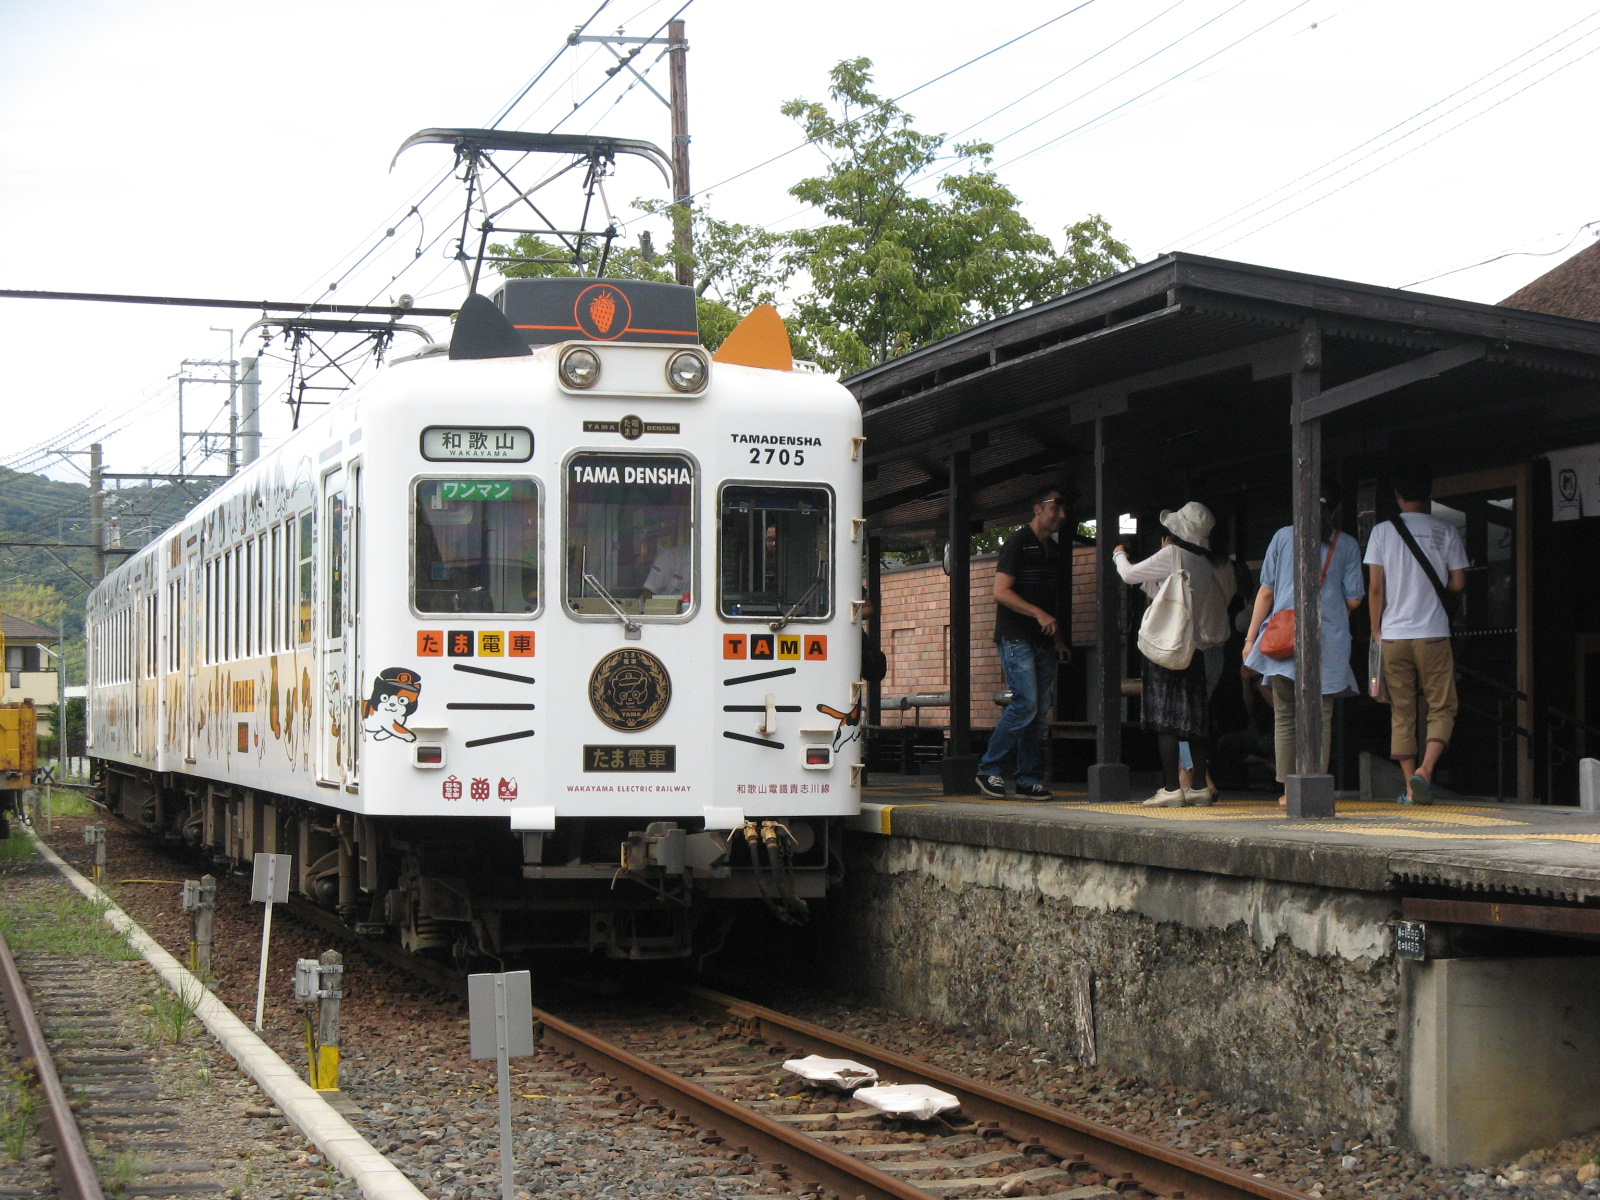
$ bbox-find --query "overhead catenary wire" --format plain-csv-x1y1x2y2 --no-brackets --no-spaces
1398,220,1600,291
1199,30,1600,254
1166,6,1600,253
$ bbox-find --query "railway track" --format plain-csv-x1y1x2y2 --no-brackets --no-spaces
0,927,237,1200
114,815,1317,1200
290,870,1315,1200
540,989,1314,1200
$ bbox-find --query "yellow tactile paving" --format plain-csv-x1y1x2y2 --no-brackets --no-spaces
1066,800,1528,826
1330,825,1600,843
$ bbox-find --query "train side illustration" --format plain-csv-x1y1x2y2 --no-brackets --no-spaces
86,276,864,959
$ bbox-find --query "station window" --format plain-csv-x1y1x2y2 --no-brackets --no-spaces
413,479,541,615
564,453,694,619
718,484,832,620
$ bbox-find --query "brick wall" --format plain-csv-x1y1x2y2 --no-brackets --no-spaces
876,546,1098,729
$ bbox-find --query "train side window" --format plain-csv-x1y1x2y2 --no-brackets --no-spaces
564,453,695,619
327,491,345,639
718,484,833,620
298,511,314,644
413,479,541,615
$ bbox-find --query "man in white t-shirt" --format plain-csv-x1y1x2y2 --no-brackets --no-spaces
1363,465,1467,805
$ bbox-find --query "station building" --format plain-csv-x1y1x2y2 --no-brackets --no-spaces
831,249,1600,1165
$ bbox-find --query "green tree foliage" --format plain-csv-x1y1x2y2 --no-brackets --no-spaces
493,58,1133,373
781,58,1135,374
0,582,67,631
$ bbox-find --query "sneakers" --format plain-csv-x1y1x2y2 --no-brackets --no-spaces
1013,783,1053,800
974,774,1007,798
1141,786,1187,807
1184,786,1217,807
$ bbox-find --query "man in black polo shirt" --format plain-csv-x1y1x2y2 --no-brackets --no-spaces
975,485,1070,799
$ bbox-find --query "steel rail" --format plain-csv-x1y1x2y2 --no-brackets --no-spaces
0,930,107,1200
687,986,1312,1200
534,1006,934,1200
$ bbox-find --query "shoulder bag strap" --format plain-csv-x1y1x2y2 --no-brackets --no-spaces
1389,516,1451,610
1318,532,1339,586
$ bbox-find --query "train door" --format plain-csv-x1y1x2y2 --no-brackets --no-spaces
185,541,199,762
317,468,349,786
347,462,362,787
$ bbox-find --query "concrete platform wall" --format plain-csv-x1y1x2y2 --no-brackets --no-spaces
1409,957,1600,1164
824,835,1404,1140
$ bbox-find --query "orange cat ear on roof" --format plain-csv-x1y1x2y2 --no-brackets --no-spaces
712,304,793,371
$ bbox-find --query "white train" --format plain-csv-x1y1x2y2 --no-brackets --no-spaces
86,277,864,960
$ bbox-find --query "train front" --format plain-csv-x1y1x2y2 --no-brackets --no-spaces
358,278,863,960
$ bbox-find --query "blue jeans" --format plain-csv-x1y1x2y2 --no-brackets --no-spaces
977,639,1057,787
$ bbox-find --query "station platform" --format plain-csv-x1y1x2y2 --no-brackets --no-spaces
851,776,1600,904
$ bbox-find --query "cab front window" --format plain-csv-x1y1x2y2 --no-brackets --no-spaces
413,479,540,614
718,484,832,620
565,452,695,618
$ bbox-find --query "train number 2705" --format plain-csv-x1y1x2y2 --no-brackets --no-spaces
749,447,804,465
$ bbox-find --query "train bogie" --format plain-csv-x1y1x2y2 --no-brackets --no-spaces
87,279,863,960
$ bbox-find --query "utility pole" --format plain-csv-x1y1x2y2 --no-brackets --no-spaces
568,22,693,284
668,19,693,286
240,356,262,467
89,443,105,584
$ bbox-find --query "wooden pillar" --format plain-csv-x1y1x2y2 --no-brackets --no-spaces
948,452,972,756
1288,322,1335,818
1089,416,1130,802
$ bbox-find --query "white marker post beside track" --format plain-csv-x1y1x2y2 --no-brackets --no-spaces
468,969,534,1200
250,853,292,1031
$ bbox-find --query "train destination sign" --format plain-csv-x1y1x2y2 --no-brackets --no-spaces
422,426,533,462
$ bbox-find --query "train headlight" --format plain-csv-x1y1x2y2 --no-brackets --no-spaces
666,350,708,393
560,347,602,389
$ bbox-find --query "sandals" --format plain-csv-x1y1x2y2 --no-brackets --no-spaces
1398,774,1434,806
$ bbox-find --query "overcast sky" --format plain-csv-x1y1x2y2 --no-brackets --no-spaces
2,0,1597,488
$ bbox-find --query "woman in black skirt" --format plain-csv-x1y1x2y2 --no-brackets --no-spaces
1112,502,1236,807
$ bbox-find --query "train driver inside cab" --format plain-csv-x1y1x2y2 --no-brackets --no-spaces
640,526,690,608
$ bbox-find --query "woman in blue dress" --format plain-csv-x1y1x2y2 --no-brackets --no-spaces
1241,488,1364,807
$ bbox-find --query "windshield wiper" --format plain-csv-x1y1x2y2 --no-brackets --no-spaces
769,575,824,632
583,573,641,639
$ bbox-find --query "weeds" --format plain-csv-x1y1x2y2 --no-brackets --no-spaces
102,1149,150,1196
48,788,99,819
0,1067,39,1162
228,1162,259,1199
0,888,137,961
146,980,204,1045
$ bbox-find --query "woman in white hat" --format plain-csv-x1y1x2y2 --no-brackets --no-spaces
1113,501,1237,806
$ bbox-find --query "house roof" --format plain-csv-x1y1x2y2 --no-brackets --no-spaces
2,613,58,642
1500,239,1600,322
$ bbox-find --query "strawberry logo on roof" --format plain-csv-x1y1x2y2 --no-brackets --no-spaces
575,283,633,341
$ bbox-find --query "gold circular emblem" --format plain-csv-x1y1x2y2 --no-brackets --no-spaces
588,648,672,731
620,414,644,440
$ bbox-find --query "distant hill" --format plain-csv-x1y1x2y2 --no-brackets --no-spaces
0,467,216,684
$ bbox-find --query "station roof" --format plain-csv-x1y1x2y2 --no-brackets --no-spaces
848,252,1600,539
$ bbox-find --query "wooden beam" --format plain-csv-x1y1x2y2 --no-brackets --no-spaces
1296,342,1486,421
863,332,1300,465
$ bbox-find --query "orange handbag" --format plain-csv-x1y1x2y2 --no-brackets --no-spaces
1258,533,1339,660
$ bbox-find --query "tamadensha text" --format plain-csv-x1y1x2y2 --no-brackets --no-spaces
570,463,692,485
730,434,822,446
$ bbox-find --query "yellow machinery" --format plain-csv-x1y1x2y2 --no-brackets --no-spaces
0,612,42,835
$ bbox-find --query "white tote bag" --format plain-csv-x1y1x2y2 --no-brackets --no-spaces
1137,567,1196,671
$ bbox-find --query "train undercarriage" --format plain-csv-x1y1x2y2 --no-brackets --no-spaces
97,763,839,961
